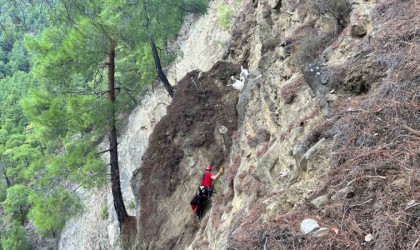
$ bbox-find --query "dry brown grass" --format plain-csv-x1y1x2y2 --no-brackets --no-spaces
304,0,420,248
246,128,271,148
228,211,307,250
138,62,240,248
280,75,306,104
226,0,419,249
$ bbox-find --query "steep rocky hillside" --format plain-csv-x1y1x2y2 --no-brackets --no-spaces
131,0,419,249
57,0,418,249
132,62,240,249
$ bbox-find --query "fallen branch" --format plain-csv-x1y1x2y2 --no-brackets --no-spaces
405,202,420,210
263,236,268,250
413,238,419,250
346,176,386,186
365,175,386,180
349,199,373,209
403,125,420,137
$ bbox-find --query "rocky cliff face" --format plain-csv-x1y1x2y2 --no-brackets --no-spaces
58,1,230,248
59,0,419,249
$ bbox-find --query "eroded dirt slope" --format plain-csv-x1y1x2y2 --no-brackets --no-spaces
132,62,241,249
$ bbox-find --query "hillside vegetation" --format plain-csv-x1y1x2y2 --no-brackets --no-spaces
0,0,208,248
0,0,418,249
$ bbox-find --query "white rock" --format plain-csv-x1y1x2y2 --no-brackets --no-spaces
406,200,416,206
365,233,373,242
228,76,245,91
300,219,320,235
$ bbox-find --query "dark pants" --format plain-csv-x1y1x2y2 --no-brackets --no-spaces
190,194,207,219
198,186,212,198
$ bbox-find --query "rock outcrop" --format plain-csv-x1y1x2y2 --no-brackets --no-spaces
59,0,420,249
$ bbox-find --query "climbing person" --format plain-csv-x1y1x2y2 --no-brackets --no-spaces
191,165,224,219
199,165,224,198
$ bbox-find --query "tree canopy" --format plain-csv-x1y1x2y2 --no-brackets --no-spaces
0,0,208,248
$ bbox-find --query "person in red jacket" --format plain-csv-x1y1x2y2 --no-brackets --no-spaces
199,165,224,197
191,165,224,219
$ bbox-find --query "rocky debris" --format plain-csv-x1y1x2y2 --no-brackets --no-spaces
229,2,257,64
301,220,331,238
270,0,282,10
392,178,408,188
325,93,338,102
315,15,339,36
312,227,330,237
351,24,367,38
278,46,289,60
364,233,373,242
261,37,282,53
302,62,339,99
215,123,229,152
331,186,355,201
253,140,280,186
300,219,320,234
252,0,258,8
297,137,326,172
262,8,271,18
310,194,329,209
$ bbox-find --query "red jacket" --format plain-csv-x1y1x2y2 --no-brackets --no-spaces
200,172,212,187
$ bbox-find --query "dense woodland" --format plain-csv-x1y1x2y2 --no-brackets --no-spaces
0,0,207,249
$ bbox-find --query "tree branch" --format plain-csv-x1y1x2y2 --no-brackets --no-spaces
97,148,111,155
71,164,110,193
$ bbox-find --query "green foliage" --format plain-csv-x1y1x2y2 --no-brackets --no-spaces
2,185,30,223
0,0,210,243
28,189,82,236
1,223,31,250
21,93,68,143
214,40,229,49
7,40,30,73
100,205,108,220
127,200,135,210
61,138,107,188
217,4,232,31
0,180,7,202
26,26,106,89
0,0,46,79
182,0,208,14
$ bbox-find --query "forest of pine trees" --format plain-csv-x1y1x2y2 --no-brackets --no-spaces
0,0,207,248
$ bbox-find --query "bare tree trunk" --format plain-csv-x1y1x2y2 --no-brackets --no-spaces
150,40,174,97
142,1,174,97
0,159,11,187
19,205,25,225
108,40,128,228
38,143,45,158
